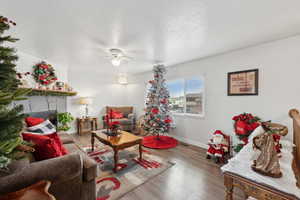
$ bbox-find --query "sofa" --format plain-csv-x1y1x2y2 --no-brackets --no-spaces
0,111,98,200
103,106,135,132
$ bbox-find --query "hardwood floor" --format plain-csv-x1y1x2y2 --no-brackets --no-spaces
72,134,244,200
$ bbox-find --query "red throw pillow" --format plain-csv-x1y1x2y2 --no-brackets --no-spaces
22,133,64,161
25,117,45,127
47,133,68,155
112,111,123,119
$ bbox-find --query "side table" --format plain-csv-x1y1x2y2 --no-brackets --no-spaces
77,117,98,135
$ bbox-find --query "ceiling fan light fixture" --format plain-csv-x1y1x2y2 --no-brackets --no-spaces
111,57,121,66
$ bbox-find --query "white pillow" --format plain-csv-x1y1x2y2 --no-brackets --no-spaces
27,119,56,134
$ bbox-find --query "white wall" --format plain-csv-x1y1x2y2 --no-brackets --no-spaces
16,51,68,86
67,68,130,133
127,35,300,148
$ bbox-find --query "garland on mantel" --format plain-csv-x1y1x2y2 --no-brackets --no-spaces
20,88,77,97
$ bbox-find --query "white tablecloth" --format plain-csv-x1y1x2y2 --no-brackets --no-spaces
221,136,300,198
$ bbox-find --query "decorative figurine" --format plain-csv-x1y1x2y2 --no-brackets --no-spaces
251,122,288,178
102,109,121,137
206,130,230,163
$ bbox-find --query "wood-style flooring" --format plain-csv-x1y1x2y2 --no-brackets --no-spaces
72,134,244,200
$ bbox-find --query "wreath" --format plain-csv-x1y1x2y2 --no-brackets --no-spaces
33,61,57,85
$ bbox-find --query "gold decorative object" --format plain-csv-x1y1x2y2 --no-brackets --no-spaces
252,132,282,178
251,122,288,178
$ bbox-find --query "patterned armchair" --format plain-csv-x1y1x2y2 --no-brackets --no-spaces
103,106,135,132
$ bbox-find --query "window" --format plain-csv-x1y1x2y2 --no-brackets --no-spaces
167,79,185,113
167,77,205,116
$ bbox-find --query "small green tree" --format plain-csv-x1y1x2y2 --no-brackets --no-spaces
0,16,30,169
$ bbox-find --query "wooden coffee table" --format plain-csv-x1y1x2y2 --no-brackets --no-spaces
91,130,143,172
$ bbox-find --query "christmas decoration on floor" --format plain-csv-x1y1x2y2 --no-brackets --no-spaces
32,61,57,86
232,113,261,152
206,130,230,163
0,16,33,170
251,122,288,178
142,65,177,149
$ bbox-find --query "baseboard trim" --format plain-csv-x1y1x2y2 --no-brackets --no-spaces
171,135,208,149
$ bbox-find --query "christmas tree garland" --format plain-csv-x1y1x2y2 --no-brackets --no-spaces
33,61,57,85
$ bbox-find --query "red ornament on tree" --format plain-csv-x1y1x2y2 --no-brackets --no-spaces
164,118,172,123
151,108,159,114
160,99,167,104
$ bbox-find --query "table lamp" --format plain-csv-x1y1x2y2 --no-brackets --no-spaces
79,97,92,118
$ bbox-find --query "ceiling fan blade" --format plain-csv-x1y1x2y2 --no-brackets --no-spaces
121,55,133,61
126,49,146,55
125,57,150,63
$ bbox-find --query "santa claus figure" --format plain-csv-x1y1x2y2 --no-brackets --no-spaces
206,130,230,163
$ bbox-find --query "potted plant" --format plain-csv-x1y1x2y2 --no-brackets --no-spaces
57,112,74,132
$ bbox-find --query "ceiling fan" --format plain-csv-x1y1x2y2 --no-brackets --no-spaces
87,35,160,66
108,48,132,67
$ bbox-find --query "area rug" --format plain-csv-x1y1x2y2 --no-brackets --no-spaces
82,145,174,200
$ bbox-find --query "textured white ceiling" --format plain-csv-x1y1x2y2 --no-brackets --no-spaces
2,0,300,74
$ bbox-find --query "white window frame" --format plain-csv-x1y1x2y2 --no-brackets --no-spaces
167,76,205,118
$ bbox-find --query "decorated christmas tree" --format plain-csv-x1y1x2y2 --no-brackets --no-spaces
142,65,178,149
0,16,31,169
143,65,172,135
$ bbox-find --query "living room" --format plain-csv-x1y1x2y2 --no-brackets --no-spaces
1,1,300,200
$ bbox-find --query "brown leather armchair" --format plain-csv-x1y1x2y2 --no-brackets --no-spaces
103,106,135,132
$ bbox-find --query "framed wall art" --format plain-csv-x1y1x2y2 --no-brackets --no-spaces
227,69,259,96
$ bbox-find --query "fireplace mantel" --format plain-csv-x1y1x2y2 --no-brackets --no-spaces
20,88,77,97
